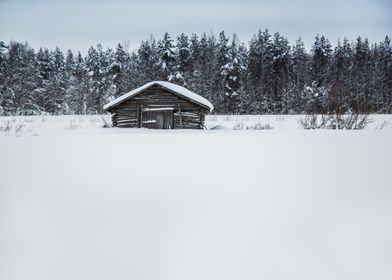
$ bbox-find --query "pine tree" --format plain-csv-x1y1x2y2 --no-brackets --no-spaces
271,32,290,113
136,39,161,83
377,36,392,112
175,33,191,86
191,33,219,110
220,34,246,113
49,47,66,113
98,44,115,112
1,42,36,114
310,35,332,88
84,46,102,113
306,35,332,113
352,37,372,112
0,41,8,114
329,38,353,113
32,47,56,113
290,37,309,113
0,41,7,69
189,33,205,96
215,31,230,113
247,29,273,113
63,49,76,114
73,52,88,114
158,33,176,81
110,43,130,98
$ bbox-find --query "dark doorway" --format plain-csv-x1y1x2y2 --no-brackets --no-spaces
156,113,165,129
141,108,173,129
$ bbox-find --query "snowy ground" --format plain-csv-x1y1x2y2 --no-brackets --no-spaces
0,114,392,136
1,115,392,280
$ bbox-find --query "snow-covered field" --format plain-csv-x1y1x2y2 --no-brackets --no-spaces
1,115,392,280
0,114,392,136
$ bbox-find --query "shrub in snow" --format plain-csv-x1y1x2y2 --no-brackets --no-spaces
0,120,25,136
299,113,372,130
14,122,25,135
0,120,11,132
250,122,273,130
65,120,80,131
233,121,245,130
233,121,273,130
375,120,392,130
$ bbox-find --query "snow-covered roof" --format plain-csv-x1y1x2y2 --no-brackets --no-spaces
103,81,214,112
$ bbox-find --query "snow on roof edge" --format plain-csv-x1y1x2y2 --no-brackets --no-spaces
103,81,214,112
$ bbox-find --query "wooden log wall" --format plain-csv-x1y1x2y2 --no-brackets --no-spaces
108,85,209,129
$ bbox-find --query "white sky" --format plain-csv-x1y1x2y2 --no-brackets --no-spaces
0,0,391,53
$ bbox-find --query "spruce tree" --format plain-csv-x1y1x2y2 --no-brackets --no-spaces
329,38,353,113
290,37,309,113
158,33,176,81
377,36,392,112
247,29,273,113
310,35,332,88
33,47,56,113
352,37,372,112
136,39,161,83
176,33,191,86
220,34,246,113
271,32,290,113
111,43,130,98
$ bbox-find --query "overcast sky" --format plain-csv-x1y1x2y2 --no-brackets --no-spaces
0,0,391,53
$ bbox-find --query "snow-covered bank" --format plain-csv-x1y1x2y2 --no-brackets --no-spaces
0,114,392,136
0,115,391,280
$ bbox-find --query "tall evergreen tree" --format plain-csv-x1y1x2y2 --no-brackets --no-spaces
33,47,58,113
329,38,353,113
158,33,176,81
290,37,309,113
73,52,88,114
376,36,392,112
220,34,246,113
110,43,130,98
84,46,102,113
310,35,332,88
49,47,66,113
247,29,273,113
352,37,372,112
215,31,230,112
0,41,8,114
175,33,191,86
305,35,333,113
271,32,290,113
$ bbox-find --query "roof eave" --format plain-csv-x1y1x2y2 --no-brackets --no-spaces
103,82,213,112
157,84,213,112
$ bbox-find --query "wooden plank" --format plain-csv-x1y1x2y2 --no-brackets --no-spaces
178,104,183,129
139,105,142,128
137,105,140,128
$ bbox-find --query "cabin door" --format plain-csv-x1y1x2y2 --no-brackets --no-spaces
157,110,173,129
156,113,165,129
142,108,173,129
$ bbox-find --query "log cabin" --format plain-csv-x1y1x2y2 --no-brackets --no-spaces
103,81,214,129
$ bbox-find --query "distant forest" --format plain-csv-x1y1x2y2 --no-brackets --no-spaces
0,30,391,115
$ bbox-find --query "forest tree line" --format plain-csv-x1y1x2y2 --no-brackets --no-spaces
0,30,391,115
